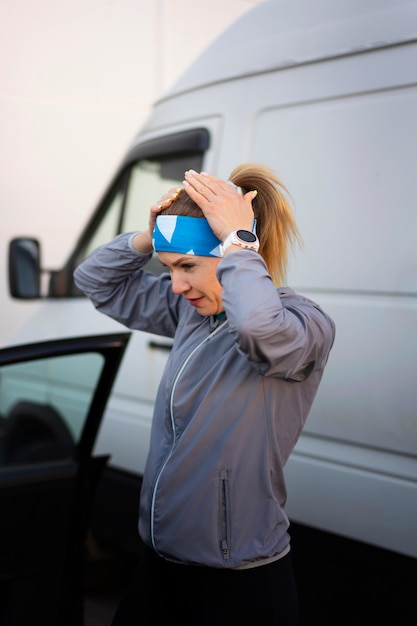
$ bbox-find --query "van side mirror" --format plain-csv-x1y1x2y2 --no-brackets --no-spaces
8,238,41,299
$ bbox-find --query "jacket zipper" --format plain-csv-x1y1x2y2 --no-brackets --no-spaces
150,319,227,551
219,469,231,562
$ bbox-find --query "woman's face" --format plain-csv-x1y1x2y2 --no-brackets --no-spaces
158,252,224,316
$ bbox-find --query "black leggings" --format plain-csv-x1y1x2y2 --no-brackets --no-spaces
111,547,299,625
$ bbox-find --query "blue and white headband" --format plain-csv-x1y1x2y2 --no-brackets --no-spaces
153,215,224,258
152,182,254,258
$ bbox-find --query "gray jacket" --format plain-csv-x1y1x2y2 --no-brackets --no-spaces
74,232,336,569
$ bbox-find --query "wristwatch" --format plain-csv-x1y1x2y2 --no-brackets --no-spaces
222,229,260,253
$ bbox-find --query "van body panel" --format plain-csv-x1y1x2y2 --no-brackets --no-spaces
7,0,417,557
297,293,417,454
285,443,417,557
164,0,417,98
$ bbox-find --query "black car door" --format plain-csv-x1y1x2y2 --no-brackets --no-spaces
0,332,130,626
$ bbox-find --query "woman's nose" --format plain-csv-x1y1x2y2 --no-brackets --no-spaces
171,275,189,295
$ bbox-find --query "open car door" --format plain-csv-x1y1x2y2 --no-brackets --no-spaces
0,333,130,626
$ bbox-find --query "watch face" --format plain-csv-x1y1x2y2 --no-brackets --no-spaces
236,229,257,243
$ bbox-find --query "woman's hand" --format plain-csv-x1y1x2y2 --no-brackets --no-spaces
132,186,183,253
148,187,183,237
183,170,257,242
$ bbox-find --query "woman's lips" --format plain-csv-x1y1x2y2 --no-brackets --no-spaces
188,297,204,307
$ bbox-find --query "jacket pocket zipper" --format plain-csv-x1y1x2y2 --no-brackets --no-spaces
219,469,231,562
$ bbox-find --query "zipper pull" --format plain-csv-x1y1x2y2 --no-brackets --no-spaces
221,539,229,561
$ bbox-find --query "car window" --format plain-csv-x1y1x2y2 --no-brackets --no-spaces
0,334,129,466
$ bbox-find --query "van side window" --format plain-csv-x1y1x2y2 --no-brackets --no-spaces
51,129,208,295
123,158,184,234
79,153,204,282
84,187,125,260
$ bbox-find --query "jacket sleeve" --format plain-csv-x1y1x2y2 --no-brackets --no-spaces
73,232,181,337
217,250,336,381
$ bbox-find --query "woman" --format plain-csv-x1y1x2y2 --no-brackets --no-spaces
74,164,335,625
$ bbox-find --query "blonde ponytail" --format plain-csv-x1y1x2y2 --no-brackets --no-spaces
229,163,301,286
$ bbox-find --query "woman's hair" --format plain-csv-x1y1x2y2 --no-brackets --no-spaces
161,163,301,286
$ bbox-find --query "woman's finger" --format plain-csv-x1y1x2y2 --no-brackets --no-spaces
149,186,183,235
154,186,183,209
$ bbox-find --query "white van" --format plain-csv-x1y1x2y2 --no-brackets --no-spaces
8,0,417,559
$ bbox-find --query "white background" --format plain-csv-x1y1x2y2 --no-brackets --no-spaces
0,0,262,345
